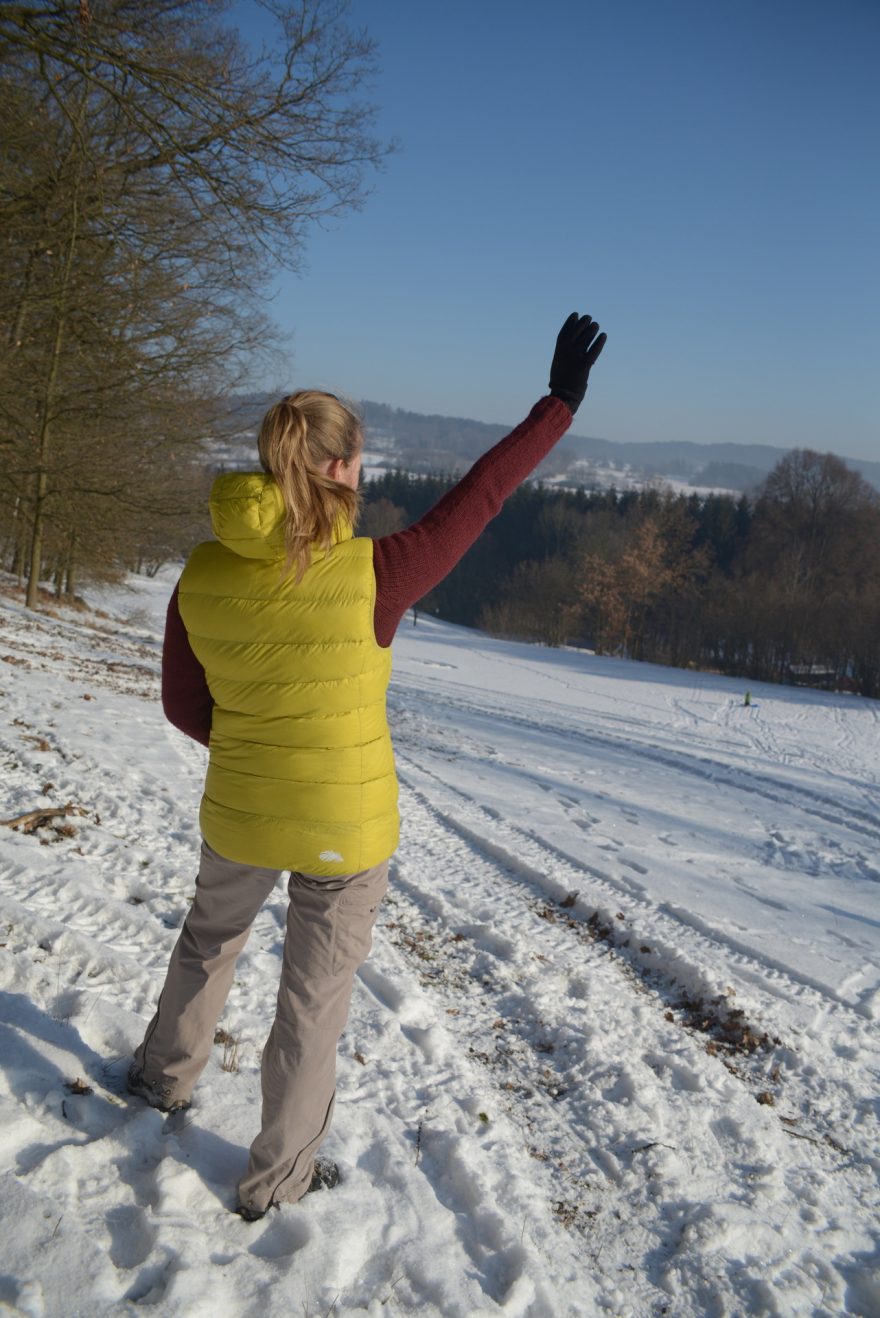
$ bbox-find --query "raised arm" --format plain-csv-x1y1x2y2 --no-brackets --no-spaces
372,311,606,646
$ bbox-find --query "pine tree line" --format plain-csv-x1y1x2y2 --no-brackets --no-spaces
362,450,880,698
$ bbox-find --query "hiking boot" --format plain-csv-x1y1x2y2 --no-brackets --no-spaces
127,1065,191,1114
235,1158,340,1221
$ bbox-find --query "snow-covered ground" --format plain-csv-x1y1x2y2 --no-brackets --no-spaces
0,571,877,1318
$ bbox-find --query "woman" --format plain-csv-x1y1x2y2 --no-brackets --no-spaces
128,311,606,1220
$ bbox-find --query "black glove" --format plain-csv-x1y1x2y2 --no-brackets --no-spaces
548,312,606,415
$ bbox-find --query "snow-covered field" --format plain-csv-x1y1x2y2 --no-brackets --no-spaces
0,571,877,1318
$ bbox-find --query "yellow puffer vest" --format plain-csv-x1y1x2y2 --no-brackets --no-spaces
178,472,398,876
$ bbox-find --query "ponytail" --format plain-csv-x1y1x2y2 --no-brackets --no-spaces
257,390,362,582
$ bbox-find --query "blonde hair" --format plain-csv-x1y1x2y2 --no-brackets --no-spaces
258,389,362,582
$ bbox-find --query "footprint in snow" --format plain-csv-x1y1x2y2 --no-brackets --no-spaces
247,1214,312,1259
620,857,648,875
455,924,515,959
593,835,623,851
106,1203,157,1270
643,1051,704,1093
357,963,402,1010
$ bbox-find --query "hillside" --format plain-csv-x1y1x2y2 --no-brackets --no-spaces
207,394,880,494
0,574,877,1315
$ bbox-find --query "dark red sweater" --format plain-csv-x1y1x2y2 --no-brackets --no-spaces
162,395,572,745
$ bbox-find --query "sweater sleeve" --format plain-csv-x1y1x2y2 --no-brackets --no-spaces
162,581,213,747
371,395,573,646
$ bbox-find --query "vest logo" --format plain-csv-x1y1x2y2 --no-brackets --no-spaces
319,850,344,863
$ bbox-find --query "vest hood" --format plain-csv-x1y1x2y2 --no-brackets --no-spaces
209,471,352,560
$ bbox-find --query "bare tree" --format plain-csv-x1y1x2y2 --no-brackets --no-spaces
482,556,582,648
746,450,880,681
358,496,406,538
0,0,390,603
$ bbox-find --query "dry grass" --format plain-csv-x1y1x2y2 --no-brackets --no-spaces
214,1027,239,1072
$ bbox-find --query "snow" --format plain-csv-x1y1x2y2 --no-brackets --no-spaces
540,464,740,499
0,572,877,1317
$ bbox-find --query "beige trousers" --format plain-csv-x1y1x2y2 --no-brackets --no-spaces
132,839,388,1213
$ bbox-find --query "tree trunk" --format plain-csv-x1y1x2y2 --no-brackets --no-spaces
6,495,21,573
25,400,57,608
65,533,77,597
24,149,82,610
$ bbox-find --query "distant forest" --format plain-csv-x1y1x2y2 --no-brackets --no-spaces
362,448,880,699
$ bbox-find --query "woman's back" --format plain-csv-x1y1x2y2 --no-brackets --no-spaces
180,474,397,874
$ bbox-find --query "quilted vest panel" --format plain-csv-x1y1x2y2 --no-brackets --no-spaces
178,474,398,876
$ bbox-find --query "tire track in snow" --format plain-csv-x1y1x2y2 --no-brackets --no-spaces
388,781,879,1315
0,855,184,1026
0,848,179,964
396,748,866,1018
395,763,880,1173
467,646,879,793
392,682,880,844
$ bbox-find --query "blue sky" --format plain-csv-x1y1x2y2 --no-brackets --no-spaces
237,0,878,460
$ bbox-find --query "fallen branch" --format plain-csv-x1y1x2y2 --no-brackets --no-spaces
1,802,87,833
